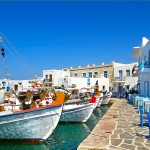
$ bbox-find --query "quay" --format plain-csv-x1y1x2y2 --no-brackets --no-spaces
78,99,150,150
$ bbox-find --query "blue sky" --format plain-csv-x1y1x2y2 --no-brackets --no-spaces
0,1,149,79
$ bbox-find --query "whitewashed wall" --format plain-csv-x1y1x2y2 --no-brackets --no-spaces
132,37,150,96
0,79,34,92
140,38,150,62
59,77,109,91
113,62,138,90
43,69,70,86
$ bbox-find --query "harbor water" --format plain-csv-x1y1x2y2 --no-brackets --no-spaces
0,105,110,150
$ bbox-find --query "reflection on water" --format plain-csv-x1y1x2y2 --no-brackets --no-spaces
86,105,109,131
0,105,110,150
100,105,109,113
45,105,110,150
0,141,48,150
45,123,90,150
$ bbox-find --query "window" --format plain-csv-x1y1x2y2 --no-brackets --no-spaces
119,70,123,79
83,73,86,77
149,50,150,61
94,72,98,76
49,75,52,82
144,81,146,95
144,55,146,61
88,72,92,78
45,75,48,79
126,70,130,77
103,71,108,78
6,87,10,92
74,73,78,77
87,78,90,86
147,81,149,97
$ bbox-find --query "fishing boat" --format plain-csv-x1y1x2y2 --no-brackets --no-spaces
93,91,102,109
0,90,66,143
60,87,96,123
96,95,103,107
60,100,95,123
101,93,111,105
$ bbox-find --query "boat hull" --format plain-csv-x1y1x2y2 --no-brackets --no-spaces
60,103,94,123
0,105,62,141
94,96,100,109
97,97,103,107
0,89,5,104
101,96,111,105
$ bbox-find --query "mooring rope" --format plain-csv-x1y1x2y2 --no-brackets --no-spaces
52,101,107,150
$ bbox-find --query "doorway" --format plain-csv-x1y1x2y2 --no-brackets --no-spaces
118,85,123,98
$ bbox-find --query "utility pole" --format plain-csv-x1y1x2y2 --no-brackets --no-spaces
0,37,11,91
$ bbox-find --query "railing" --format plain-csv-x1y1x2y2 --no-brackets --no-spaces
113,77,126,81
43,79,52,83
139,61,150,71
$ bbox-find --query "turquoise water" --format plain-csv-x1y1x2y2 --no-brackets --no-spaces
0,105,109,150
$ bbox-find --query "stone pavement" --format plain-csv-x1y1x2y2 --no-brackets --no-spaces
78,99,150,150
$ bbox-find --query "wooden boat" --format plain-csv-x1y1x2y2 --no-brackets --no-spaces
101,94,111,105
0,90,66,143
60,102,95,123
96,96,103,107
93,91,102,109
60,93,96,123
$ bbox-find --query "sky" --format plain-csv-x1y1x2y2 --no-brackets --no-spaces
0,1,150,80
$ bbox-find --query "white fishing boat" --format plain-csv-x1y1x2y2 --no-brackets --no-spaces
101,93,111,105
93,95,101,109
60,85,102,123
0,90,66,143
96,96,103,107
60,101,95,123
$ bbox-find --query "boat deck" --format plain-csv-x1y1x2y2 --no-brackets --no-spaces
78,98,150,150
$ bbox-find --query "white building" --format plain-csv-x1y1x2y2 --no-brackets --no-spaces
132,37,150,96
43,69,109,91
60,77,109,91
112,62,138,96
43,68,70,86
0,79,35,92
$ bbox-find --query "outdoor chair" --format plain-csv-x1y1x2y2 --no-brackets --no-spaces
145,112,150,138
139,105,148,127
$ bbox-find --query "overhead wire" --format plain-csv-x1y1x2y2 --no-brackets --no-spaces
3,43,34,77
0,32,35,78
0,38,11,85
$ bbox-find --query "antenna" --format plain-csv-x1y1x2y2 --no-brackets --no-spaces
0,37,11,84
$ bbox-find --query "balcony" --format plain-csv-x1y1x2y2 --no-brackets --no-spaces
113,77,126,82
43,79,53,86
138,61,150,73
